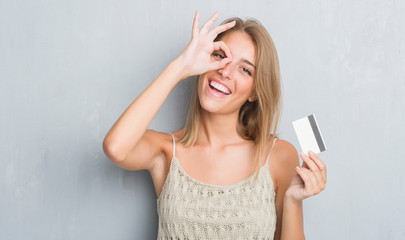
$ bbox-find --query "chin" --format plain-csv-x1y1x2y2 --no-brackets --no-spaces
198,98,223,114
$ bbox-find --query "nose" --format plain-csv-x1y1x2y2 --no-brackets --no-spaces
217,62,233,79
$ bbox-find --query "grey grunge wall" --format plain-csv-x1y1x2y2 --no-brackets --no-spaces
1,0,404,239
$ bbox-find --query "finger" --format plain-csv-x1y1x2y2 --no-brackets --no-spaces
308,151,327,182
308,151,326,171
306,168,323,194
201,12,219,33
210,20,236,37
213,41,232,60
297,167,321,196
301,160,309,169
209,57,232,71
192,11,200,38
295,167,314,197
208,42,232,70
300,152,324,184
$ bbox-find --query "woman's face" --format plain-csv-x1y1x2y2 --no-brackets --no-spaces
198,31,256,115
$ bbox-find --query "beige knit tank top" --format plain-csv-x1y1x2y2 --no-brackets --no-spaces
156,134,277,239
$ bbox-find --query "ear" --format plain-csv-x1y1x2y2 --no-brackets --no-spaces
248,95,256,102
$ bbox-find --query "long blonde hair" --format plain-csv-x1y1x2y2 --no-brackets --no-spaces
180,17,282,178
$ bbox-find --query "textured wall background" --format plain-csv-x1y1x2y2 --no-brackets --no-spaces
1,0,404,239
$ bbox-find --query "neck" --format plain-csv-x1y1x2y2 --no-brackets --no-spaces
197,109,244,147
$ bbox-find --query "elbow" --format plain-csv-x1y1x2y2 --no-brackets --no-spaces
102,139,125,163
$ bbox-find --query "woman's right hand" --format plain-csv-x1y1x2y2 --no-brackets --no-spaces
103,12,236,171
177,12,236,78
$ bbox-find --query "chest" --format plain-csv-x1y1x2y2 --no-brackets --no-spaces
157,153,277,239
175,143,261,186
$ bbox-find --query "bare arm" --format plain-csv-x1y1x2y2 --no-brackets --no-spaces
273,141,302,240
102,12,236,171
102,59,185,166
280,197,304,240
273,141,327,240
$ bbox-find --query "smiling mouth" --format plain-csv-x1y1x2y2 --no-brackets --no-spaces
209,80,231,95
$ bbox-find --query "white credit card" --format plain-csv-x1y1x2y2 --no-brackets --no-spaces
292,114,327,154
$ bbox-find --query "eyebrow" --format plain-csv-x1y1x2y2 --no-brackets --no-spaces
241,58,256,69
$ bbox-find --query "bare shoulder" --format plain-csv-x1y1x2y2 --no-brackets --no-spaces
143,129,174,162
111,129,174,172
272,138,299,165
143,129,170,141
269,138,299,190
147,129,183,198
145,129,186,170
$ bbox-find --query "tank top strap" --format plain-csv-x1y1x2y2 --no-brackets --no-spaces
265,137,278,165
169,133,176,159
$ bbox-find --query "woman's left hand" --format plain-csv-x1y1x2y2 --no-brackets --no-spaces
285,151,327,201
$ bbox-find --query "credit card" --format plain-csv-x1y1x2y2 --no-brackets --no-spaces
292,114,327,154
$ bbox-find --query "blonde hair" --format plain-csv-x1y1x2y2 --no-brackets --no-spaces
180,17,282,178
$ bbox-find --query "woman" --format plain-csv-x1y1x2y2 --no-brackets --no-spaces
103,12,327,240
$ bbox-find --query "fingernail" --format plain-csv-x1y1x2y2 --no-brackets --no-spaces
309,151,314,156
300,152,305,158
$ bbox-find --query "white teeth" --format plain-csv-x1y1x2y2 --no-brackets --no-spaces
209,81,231,95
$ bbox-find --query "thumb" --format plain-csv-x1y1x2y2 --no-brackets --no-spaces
208,57,232,71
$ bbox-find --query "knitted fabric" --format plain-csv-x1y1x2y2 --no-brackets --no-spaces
156,136,277,240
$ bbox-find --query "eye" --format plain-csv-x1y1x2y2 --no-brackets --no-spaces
242,67,252,76
212,52,225,60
